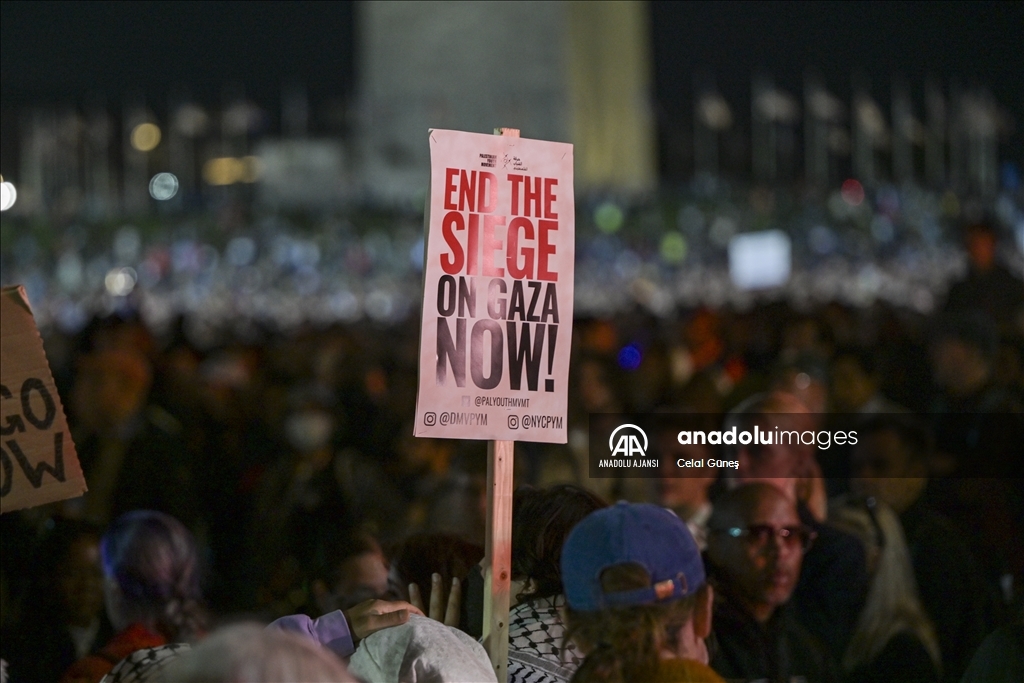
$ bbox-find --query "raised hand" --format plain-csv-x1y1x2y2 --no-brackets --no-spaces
342,598,424,643
408,573,462,627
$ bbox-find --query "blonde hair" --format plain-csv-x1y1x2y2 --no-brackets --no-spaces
829,496,942,675
564,563,703,683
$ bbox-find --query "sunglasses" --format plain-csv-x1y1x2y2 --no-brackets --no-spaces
713,524,818,552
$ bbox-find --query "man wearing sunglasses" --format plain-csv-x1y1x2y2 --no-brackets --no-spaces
705,483,839,683
726,392,869,665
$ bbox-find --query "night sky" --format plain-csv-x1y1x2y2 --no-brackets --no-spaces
0,1,355,106
2,0,1022,170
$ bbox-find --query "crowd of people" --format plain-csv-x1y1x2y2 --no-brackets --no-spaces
0,217,1022,682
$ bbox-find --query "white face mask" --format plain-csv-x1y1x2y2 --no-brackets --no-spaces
285,410,334,452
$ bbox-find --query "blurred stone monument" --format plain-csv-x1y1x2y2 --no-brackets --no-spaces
355,0,656,203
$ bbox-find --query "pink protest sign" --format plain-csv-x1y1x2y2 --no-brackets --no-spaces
414,129,574,443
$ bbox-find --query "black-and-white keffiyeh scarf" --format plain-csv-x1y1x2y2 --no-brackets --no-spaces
507,595,584,683
98,643,191,683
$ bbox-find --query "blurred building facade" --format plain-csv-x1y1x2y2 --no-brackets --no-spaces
355,0,657,202
0,1,1016,218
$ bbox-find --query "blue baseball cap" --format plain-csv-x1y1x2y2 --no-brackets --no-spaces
561,502,706,612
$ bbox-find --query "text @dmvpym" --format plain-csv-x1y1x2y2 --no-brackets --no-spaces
434,169,563,393
0,378,69,496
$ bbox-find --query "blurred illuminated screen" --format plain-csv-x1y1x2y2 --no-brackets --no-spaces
728,229,792,290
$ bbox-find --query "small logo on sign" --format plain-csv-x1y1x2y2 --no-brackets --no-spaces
608,424,648,457
423,412,437,426
507,415,519,429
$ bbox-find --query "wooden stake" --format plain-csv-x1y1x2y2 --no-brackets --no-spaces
483,438,514,679
482,125,519,680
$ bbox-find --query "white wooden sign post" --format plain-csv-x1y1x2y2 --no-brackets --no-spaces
413,126,574,678
483,435,514,677
482,127,517,680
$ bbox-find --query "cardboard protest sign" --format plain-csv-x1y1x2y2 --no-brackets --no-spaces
414,129,574,443
1,286,86,513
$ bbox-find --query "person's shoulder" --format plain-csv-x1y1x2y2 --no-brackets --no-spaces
507,659,565,683
510,594,562,620
59,654,113,683
960,622,1024,683
990,263,1024,286
100,644,191,683
778,614,841,680
877,630,935,662
101,624,167,661
802,507,867,566
651,658,728,683
849,631,939,683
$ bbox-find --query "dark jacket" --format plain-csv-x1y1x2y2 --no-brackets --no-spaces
901,497,990,682
844,631,939,683
944,264,1024,332
959,622,1024,683
791,503,870,662
709,590,839,683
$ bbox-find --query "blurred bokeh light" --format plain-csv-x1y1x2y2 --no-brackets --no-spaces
130,122,161,152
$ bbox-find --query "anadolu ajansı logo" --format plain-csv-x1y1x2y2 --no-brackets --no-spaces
608,424,648,458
